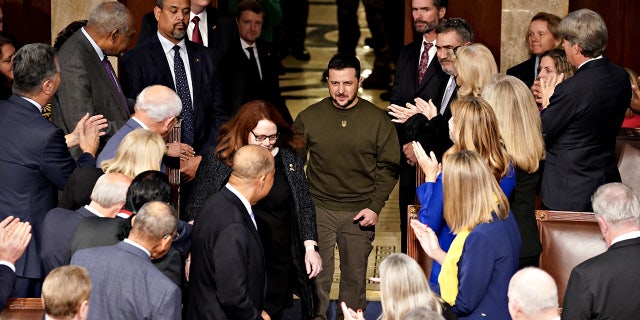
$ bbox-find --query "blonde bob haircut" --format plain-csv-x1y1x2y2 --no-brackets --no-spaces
446,96,510,181
443,150,510,233
455,43,498,97
378,253,442,320
483,74,545,173
101,129,164,178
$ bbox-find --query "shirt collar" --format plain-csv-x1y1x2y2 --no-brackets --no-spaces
84,205,104,217
131,116,150,130
577,55,603,70
123,238,151,257
240,38,255,50
21,96,43,112
611,230,640,246
157,31,186,55
81,27,105,61
225,183,253,217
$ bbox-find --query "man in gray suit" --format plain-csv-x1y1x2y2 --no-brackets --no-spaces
71,201,181,320
52,2,136,157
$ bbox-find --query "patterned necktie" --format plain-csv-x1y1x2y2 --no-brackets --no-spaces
191,16,203,45
417,41,434,84
246,47,261,81
172,45,195,146
102,56,130,116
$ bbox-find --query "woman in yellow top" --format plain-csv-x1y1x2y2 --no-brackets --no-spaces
411,150,521,319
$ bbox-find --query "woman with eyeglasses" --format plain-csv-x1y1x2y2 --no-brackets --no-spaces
186,100,321,320
507,12,562,88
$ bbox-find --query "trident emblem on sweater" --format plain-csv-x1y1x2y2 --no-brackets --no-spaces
341,120,347,127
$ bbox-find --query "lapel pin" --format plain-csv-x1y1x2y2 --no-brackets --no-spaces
289,164,295,171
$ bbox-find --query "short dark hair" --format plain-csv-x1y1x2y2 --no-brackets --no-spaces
12,43,58,96
125,170,172,213
236,0,264,19
327,53,361,78
436,18,474,43
53,20,87,51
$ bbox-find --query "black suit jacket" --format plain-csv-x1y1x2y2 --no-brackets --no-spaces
0,95,95,280
540,58,629,211
0,265,15,310
187,187,266,320
41,206,94,276
506,56,537,88
219,39,292,123
59,167,104,210
120,35,228,154
562,237,640,319
138,7,237,61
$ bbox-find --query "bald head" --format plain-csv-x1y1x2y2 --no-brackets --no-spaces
508,267,559,319
130,201,177,242
134,85,182,122
231,145,275,180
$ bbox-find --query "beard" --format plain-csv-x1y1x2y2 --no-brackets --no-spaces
171,24,187,40
331,92,358,109
414,19,438,34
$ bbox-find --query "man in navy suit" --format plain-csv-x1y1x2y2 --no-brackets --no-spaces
0,216,31,309
562,183,640,319
0,43,99,297
540,9,630,211
387,0,449,253
120,0,229,183
71,201,181,320
96,85,186,167
187,145,274,320
40,173,132,276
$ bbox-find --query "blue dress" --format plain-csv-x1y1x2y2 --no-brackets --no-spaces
416,163,516,291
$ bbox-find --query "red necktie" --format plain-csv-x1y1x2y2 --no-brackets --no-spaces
417,41,433,84
191,16,203,45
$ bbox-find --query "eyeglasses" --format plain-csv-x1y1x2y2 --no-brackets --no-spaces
435,44,462,55
251,131,280,142
440,18,472,35
163,232,179,241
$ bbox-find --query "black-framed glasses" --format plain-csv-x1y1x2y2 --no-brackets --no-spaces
440,18,472,35
435,44,462,55
251,131,280,142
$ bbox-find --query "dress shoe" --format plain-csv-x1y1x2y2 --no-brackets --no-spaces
291,48,311,61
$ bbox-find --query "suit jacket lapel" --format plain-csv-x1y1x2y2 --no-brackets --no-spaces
417,56,441,91
149,37,175,90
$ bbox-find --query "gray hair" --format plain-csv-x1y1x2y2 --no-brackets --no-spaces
87,2,131,35
592,182,640,225
557,9,607,58
132,201,177,242
401,307,445,320
12,43,58,96
508,267,558,316
134,85,182,122
90,173,131,208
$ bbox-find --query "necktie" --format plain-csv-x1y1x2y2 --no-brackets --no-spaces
246,47,261,81
172,45,195,146
102,56,130,116
249,210,258,230
417,41,434,84
191,16,203,45
440,76,456,114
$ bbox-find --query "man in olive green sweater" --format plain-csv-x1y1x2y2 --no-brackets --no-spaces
293,53,400,320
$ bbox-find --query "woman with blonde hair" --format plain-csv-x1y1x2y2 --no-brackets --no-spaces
60,129,165,210
413,96,515,291
483,74,546,268
411,150,520,319
454,43,498,97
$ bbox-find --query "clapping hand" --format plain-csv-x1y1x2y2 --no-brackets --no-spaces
412,141,441,183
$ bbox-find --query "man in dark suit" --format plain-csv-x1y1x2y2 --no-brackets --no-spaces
0,216,31,309
389,17,473,160
120,0,228,183
138,0,236,61
52,2,136,157
71,201,181,320
187,145,274,320
219,0,292,123
41,173,132,276
540,9,630,211
386,0,448,253
562,183,640,319
0,43,99,297
96,85,186,167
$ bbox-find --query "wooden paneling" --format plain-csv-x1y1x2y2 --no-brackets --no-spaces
120,0,155,48
569,0,640,73
2,0,51,45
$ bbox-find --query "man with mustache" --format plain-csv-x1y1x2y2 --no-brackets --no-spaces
386,0,449,253
120,0,228,209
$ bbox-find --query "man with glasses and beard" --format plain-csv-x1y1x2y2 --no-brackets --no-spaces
120,0,228,185
293,54,399,320
386,0,449,253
